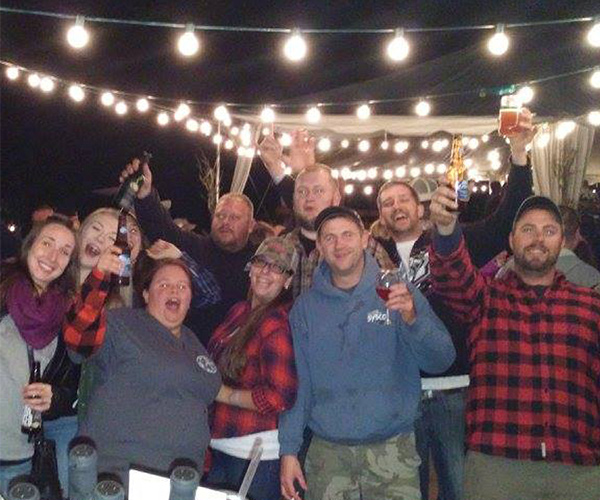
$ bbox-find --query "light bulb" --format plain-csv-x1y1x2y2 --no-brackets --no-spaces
240,127,252,146
283,31,307,62
280,133,293,147
358,139,370,152
136,98,150,112
556,120,576,139
101,92,115,106
331,169,339,179
177,25,200,57
67,17,90,50
380,140,389,150
355,170,367,181
383,169,394,180
186,118,199,132
262,127,271,136
536,132,550,148
306,106,321,123
157,112,170,126
464,158,474,167
344,184,355,195
40,77,55,93
587,111,600,127
395,166,406,178
481,134,490,143
28,73,41,88
410,167,421,178
214,105,229,122
213,134,223,144
200,121,213,136
341,139,350,148
237,147,246,157
68,84,85,102
462,136,470,147
432,140,444,152
174,103,191,121
317,138,331,152
415,100,431,117
517,86,534,104
230,126,239,136
394,140,409,154
590,69,600,89
386,29,410,62
356,104,371,120
115,101,128,115
5,66,19,80
487,25,509,56
421,140,429,149
424,163,435,175
487,150,500,162
367,168,378,179
436,164,447,174
223,116,232,127
224,139,234,149
468,168,479,179
468,138,480,149
587,21,600,47
341,167,352,180
260,106,276,123
363,185,374,195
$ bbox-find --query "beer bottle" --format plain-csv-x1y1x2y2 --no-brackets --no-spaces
446,134,469,210
112,210,132,287
21,361,42,437
114,151,152,211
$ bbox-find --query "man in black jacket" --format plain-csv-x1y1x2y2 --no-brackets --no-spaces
370,113,536,500
120,158,256,346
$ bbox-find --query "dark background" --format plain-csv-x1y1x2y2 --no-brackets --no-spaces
1,0,599,230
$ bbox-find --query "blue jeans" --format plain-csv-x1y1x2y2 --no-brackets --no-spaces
45,415,79,498
0,459,32,497
414,388,467,500
206,449,281,500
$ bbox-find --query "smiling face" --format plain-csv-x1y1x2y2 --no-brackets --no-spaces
79,211,118,270
143,264,192,336
509,208,564,279
27,223,76,291
378,183,424,241
249,256,292,307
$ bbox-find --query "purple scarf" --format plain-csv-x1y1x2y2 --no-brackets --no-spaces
6,276,69,349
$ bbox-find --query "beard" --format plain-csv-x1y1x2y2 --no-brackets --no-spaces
296,213,316,232
513,244,560,275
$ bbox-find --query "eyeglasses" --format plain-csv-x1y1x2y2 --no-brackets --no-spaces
251,256,288,275
295,186,327,199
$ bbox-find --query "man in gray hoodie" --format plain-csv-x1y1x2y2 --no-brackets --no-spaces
279,206,455,500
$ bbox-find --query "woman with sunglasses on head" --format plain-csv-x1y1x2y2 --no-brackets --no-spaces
206,237,298,500
0,215,79,497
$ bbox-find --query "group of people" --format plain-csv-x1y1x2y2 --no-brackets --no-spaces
0,110,599,500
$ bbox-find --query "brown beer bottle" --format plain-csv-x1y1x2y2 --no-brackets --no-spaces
21,361,42,437
112,210,132,287
446,134,469,211
114,151,152,211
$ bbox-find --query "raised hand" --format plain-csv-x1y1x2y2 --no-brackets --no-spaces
146,239,183,260
287,129,316,174
119,157,153,199
430,184,459,235
509,107,537,165
258,130,285,179
280,455,307,500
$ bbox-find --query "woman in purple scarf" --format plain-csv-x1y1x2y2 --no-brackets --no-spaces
0,214,79,498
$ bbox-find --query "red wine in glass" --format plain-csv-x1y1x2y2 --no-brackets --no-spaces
376,287,391,301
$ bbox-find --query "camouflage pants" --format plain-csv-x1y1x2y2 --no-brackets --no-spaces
304,433,421,500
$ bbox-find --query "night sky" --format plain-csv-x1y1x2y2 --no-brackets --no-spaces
1,0,599,230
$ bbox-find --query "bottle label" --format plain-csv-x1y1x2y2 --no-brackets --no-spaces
456,180,469,202
22,406,33,428
119,253,132,278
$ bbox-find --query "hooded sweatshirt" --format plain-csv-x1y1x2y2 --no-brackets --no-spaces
279,253,455,455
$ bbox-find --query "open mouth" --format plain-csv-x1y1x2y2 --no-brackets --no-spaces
37,260,56,273
85,243,101,258
165,298,181,311
393,212,409,222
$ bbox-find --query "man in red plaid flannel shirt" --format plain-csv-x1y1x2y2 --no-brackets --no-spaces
429,190,600,500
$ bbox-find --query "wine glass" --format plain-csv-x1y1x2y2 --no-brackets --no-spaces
376,268,408,325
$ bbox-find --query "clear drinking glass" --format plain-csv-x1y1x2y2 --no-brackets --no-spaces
376,268,408,325
498,95,523,137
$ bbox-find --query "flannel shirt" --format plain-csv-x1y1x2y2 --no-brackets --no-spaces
63,256,222,357
208,301,297,438
430,232,600,466
283,228,321,298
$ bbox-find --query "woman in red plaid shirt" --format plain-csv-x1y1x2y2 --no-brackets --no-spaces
207,236,299,500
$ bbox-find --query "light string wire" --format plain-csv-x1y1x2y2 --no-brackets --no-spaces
0,6,596,33
1,59,597,111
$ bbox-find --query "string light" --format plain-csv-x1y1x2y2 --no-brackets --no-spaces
115,101,128,115
341,167,352,179
556,120,576,139
200,120,212,136
157,112,170,126
536,131,550,147
487,24,509,56
262,127,270,136
383,169,394,180
468,138,480,149
591,69,600,89
421,140,429,149
341,139,350,148
66,16,90,50
394,140,409,154
224,139,234,149
230,126,239,136
39,76,55,93
317,137,331,152
432,140,444,152
185,118,199,132
358,139,371,152
355,170,367,181
380,140,389,150
415,99,431,117
490,160,502,170
363,185,374,195
213,105,230,122
424,163,435,175
212,133,223,144
100,92,115,106
240,126,252,146
481,134,490,143
367,167,378,179
260,106,275,123
436,163,447,174
283,30,307,62
487,150,500,162
331,169,339,179
27,73,40,88
135,98,150,112
306,106,321,123
464,158,474,167
344,184,354,195
517,85,534,104
587,110,600,126
279,133,293,147
386,28,410,62
410,167,421,178
395,166,407,178
481,184,488,192
177,25,200,57
5,66,19,80
174,103,191,121
587,20,600,47
356,104,371,120
68,84,85,102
